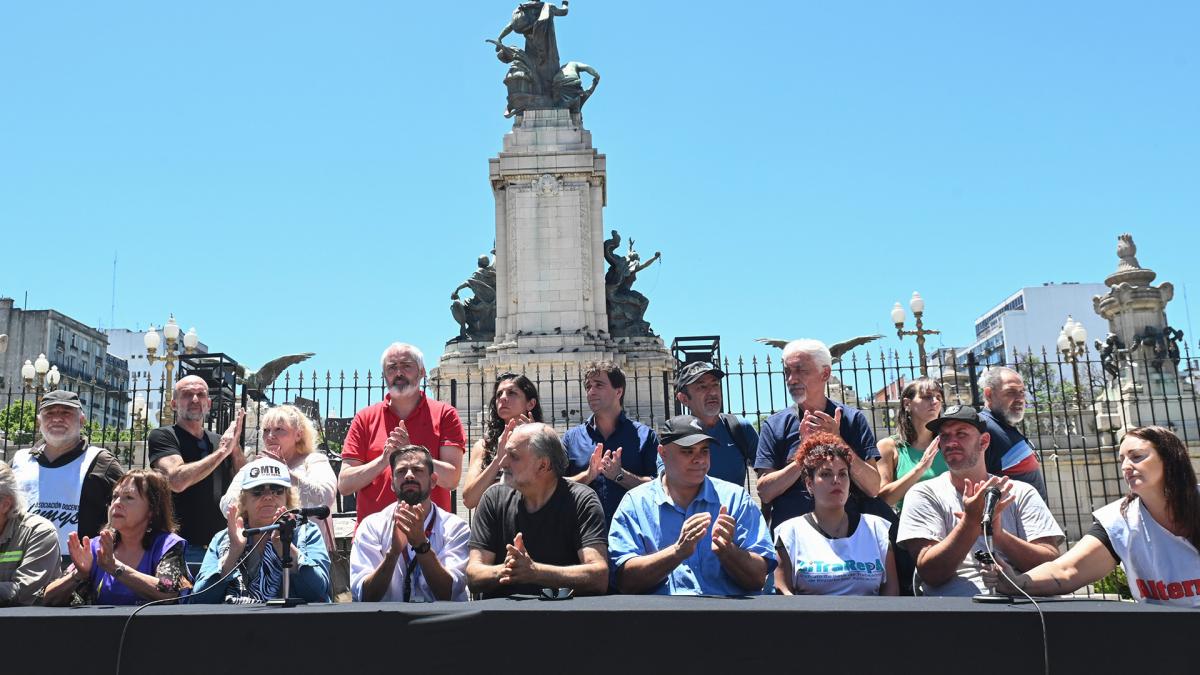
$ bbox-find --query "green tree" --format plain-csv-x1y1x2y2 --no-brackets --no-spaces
0,400,37,445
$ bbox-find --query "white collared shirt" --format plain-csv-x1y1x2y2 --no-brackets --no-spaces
349,501,470,602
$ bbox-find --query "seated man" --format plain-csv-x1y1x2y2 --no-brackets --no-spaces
609,415,775,595
898,405,1063,596
467,423,608,599
0,460,62,606
350,445,470,602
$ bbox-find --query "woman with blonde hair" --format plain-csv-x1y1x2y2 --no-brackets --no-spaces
221,404,337,550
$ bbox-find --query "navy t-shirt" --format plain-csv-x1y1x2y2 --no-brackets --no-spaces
753,399,883,529
563,412,659,524
656,416,757,488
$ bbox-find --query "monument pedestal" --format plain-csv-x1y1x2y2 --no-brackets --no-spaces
432,109,674,430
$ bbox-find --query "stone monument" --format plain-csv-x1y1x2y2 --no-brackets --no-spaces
1091,234,1196,436
433,2,674,430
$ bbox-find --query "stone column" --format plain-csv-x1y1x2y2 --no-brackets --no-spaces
485,108,610,355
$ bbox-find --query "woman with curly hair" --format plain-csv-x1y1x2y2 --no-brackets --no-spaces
43,469,191,605
774,432,898,596
985,426,1200,606
460,373,543,509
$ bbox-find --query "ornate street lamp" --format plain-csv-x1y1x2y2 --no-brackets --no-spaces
1058,315,1089,409
21,353,61,408
891,291,941,377
144,315,199,425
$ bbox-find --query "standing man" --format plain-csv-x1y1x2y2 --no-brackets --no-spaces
668,361,758,487
978,367,1048,501
11,390,125,556
563,361,659,524
467,423,609,598
338,343,465,521
897,405,1063,596
350,445,471,602
149,375,245,560
609,415,775,595
754,340,883,529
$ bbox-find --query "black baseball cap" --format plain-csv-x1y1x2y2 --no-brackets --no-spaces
659,415,716,447
38,390,83,413
926,404,988,433
674,361,725,393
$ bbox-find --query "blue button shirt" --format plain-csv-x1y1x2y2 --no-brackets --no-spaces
608,475,776,595
656,416,757,488
563,411,660,523
753,399,881,529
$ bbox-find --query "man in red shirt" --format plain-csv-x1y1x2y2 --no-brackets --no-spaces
338,343,465,520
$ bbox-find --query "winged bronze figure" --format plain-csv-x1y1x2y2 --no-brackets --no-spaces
755,335,883,362
237,352,316,402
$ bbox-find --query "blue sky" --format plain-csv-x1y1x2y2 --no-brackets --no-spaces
2,2,1197,379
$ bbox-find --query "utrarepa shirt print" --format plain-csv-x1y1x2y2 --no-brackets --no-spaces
776,513,891,595
11,446,102,554
1094,492,1200,607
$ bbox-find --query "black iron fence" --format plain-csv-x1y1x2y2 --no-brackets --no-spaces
4,343,1199,546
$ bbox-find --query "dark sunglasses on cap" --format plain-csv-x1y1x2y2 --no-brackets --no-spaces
248,485,287,498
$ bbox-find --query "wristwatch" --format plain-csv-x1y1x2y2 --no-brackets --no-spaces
412,541,432,555
113,562,128,578
613,470,626,483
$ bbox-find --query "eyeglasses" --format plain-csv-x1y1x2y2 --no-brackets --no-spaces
247,485,287,498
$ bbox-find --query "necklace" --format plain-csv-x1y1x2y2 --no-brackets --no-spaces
807,512,849,539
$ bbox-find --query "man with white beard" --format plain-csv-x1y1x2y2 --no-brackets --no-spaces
338,343,465,522
978,367,1048,501
11,390,124,558
753,339,883,530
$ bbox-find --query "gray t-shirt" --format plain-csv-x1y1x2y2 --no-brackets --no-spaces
897,473,1064,596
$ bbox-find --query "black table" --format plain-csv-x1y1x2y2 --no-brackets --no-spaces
3,595,1193,674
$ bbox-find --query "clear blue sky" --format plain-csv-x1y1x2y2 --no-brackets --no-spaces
2,2,1197,379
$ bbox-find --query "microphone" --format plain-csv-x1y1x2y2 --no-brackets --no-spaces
980,487,1002,533
292,505,330,519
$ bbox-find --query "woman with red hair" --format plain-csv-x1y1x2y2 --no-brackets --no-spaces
774,433,899,595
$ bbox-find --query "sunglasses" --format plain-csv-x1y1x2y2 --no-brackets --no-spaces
248,485,287,498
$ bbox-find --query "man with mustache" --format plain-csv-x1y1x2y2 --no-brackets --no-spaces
338,343,465,521
563,361,660,525
11,390,125,558
149,375,245,560
350,445,470,602
978,367,1048,501
467,423,609,598
754,339,883,530
897,405,1062,596
665,361,758,487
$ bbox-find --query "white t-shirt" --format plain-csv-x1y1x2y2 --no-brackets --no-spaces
776,513,891,595
1094,493,1200,607
897,473,1064,596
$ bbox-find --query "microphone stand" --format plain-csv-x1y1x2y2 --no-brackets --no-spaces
973,521,1012,604
244,513,310,607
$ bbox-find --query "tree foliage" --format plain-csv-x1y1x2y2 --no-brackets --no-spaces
0,400,37,445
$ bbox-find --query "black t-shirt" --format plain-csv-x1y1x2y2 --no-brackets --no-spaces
34,439,125,541
1086,519,1120,560
468,479,608,598
148,425,233,550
